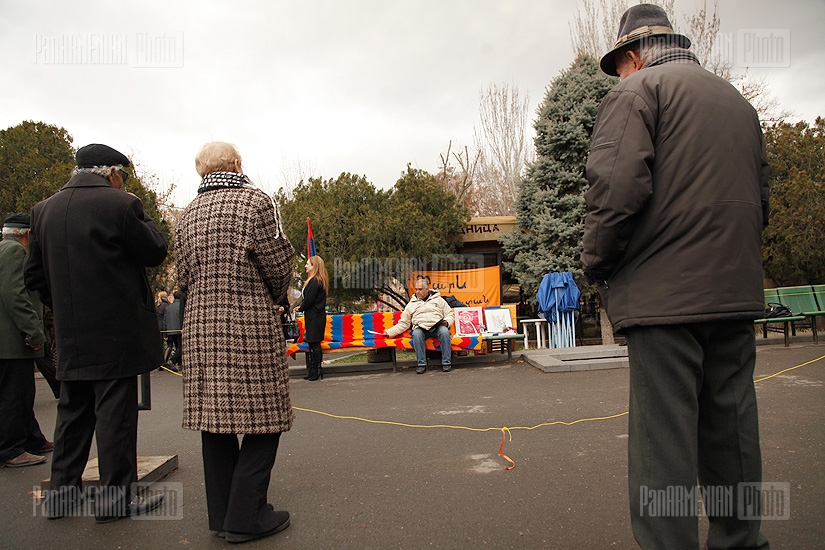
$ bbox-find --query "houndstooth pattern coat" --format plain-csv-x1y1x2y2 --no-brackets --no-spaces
176,186,295,434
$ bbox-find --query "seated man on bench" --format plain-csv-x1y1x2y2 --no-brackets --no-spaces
383,279,455,374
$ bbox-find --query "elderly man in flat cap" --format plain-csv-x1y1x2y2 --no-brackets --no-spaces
581,4,770,549
25,144,168,523
0,213,53,468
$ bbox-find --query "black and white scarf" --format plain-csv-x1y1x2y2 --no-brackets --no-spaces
197,171,254,194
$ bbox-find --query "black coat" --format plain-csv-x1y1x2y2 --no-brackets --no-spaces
299,277,326,343
25,172,168,380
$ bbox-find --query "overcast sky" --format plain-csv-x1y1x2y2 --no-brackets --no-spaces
2,0,823,207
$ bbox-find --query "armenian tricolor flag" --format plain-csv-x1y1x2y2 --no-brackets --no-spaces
307,217,317,257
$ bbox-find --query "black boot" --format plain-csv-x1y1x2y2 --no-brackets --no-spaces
303,349,313,380
307,346,322,381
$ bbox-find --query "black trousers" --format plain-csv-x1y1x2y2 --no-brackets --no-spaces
167,333,182,365
45,376,139,517
0,358,48,462
201,431,282,533
626,321,769,550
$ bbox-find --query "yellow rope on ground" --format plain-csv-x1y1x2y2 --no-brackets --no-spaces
293,353,825,470
753,354,825,383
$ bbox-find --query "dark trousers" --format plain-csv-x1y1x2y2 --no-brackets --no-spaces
626,321,769,550
0,358,48,462
167,333,182,365
201,431,282,533
45,377,139,517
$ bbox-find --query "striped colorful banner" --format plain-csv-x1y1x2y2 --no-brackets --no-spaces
287,311,482,355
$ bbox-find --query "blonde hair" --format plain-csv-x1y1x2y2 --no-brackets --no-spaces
195,141,241,177
305,255,329,294
156,291,168,306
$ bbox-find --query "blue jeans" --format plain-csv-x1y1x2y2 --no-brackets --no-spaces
411,325,452,367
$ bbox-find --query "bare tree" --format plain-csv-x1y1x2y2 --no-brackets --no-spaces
570,0,629,58
472,82,534,216
437,140,479,208
278,154,319,200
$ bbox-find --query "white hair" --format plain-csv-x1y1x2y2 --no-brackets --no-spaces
2,227,29,240
71,165,125,178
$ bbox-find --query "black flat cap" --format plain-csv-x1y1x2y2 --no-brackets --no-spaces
75,143,131,168
3,213,30,228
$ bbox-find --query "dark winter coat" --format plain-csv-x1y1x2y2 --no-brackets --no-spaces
163,299,182,334
175,186,295,434
25,172,168,379
298,277,326,343
581,59,769,332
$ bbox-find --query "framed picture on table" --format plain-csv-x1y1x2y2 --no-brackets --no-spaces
484,307,514,333
454,307,483,336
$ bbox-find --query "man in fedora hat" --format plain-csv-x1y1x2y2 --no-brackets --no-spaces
581,4,770,549
25,144,167,522
0,213,53,468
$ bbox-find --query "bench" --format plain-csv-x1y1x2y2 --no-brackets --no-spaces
287,311,483,372
776,285,825,345
753,288,805,347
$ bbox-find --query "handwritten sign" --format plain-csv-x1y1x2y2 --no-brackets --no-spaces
410,266,501,307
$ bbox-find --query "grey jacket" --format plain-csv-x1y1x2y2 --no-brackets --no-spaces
581,57,769,332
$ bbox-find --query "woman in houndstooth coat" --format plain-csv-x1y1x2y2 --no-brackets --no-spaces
175,142,295,542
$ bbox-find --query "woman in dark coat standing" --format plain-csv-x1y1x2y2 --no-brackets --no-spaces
175,142,295,543
298,255,328,381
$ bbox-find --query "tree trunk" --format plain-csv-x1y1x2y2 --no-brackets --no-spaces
599,307,614,345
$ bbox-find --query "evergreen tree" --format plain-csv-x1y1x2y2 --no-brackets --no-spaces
501,54,615,300
277,167,468,311
0,120,173,293
761,118,825,285
0,121,74,219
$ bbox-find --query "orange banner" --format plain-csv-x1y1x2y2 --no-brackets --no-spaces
411,266,500,307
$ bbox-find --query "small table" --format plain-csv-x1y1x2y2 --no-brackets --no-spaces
519,318,548,350
481,333,522,361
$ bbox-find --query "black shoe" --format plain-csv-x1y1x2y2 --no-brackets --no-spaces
95,494,164,524
416,366,426,374
225,511,290,544
442,364,451,372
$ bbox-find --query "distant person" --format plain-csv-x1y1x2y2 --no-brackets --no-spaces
156,291,170,329
163,291,185,371
25,143,167,522
581,5,770,548
296,255,328,381
0,213,52,468
175,141,295,543
383,278,454,373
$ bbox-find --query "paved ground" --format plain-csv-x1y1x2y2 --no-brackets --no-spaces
3,339,823,549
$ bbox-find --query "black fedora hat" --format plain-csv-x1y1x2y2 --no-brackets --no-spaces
600,3,691,77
